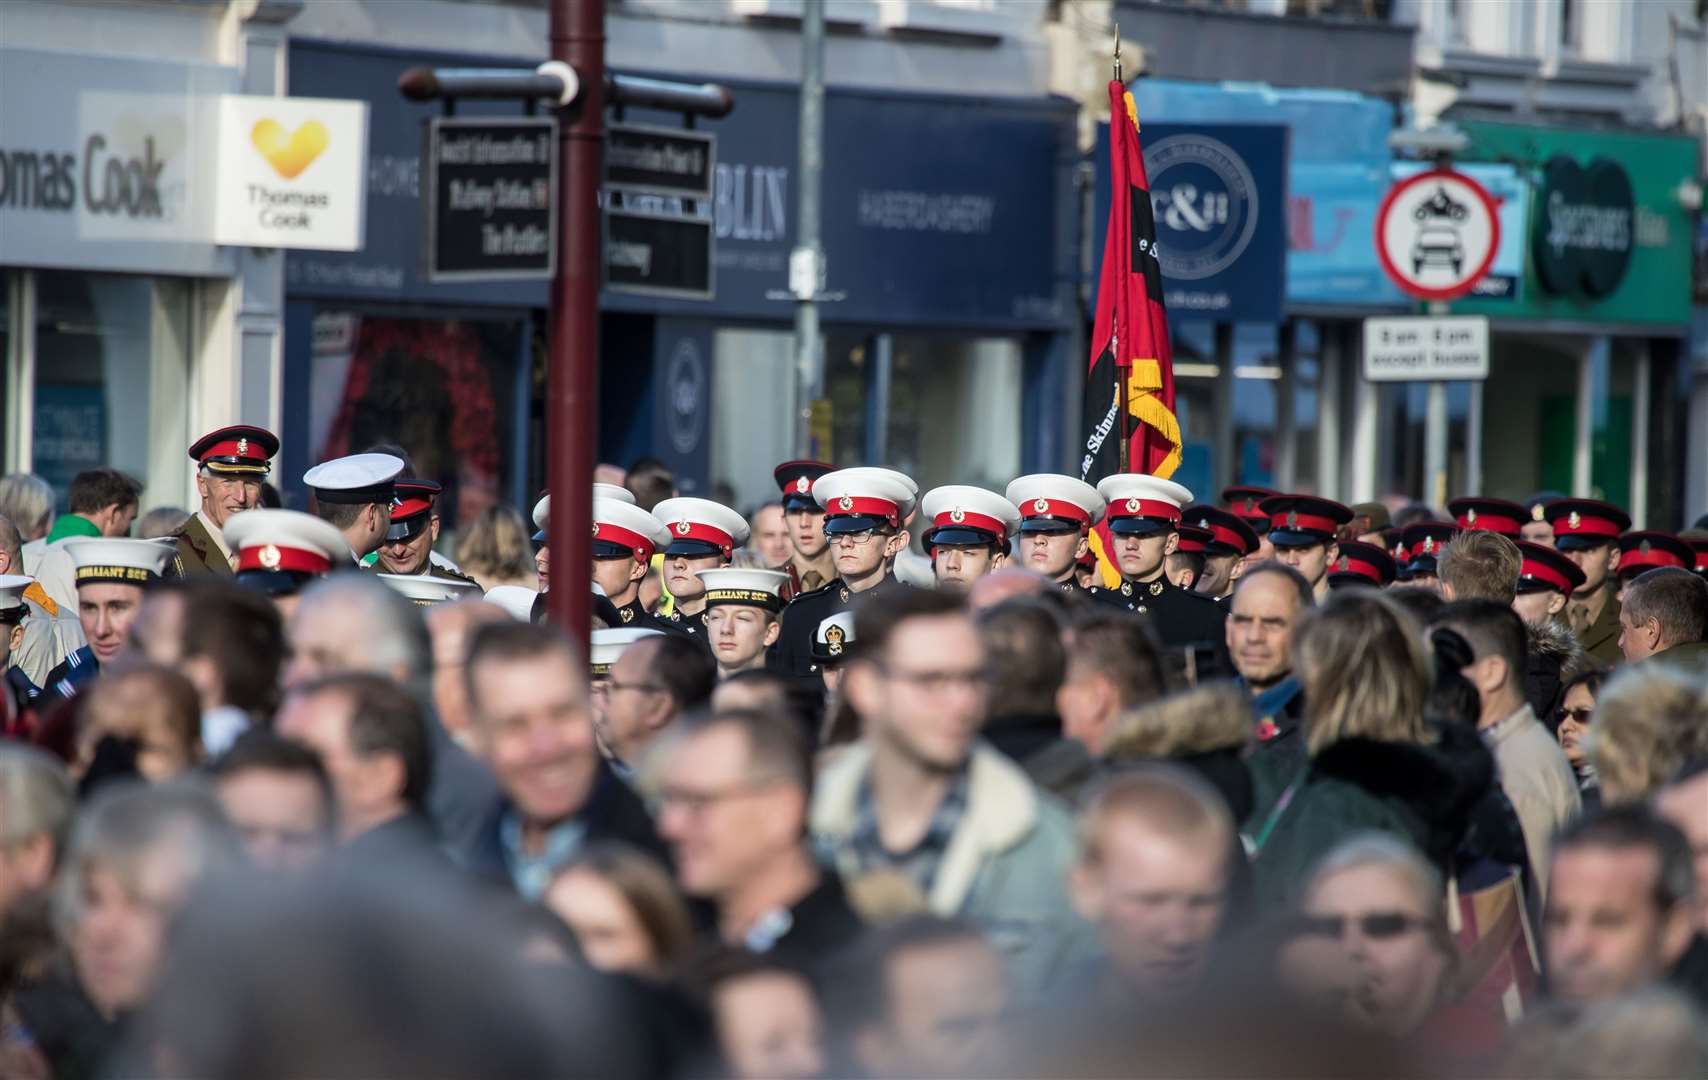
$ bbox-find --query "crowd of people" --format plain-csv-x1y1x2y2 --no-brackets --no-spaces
1,422,1706,1079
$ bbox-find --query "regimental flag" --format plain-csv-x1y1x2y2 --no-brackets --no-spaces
1080,80,1182,585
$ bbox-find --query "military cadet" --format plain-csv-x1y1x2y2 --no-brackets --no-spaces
697,568,790,678
1325,540,1397,590
1522,492,1563,547
1223,484,1277,564
919,485,1020,595
1091,474,1228,653
168,425,279,578
774,460,836,595
375,480,479,585
1164,523,1214,591
812,610,856,694
42,538,175,700
224,508,353,621
651,496,751,646
589,496,672,630
1346,501,1391,546
1,576,39,720
1394,520,1458,593
1614,531,1694,600
378,573,482,608
1448,496,1527,540
1545,498,1629,666
1004,474,1107,597
1258,494,1353,601
772,467,917,680
1512,541,1586,629
304,453,404,562
1178,505,1260,600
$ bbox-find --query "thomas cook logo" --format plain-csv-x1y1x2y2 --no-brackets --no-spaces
251,119,329,179
1143,133,1260,282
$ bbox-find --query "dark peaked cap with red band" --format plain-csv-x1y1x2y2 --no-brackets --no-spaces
1448,497,1527,539
1173,523,1215,554
1223,485,1278,534
1516,541,1585,596
774,460,834,512
1544,498,1630,552
190,425,278,477
1181,505,1260,558
1617,531,1694,579
1260,494,1352,549
386,480,442,542
1397,520,1459,577
1328,540,1397,589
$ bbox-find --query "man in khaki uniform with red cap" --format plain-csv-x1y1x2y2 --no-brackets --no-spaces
168,424,279,578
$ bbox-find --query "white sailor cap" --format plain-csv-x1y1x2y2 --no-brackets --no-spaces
811,609,857,663
534,486,636,543
595,498,672,563
696,568,790,613
0,574,33,623
595,483,635,505
814,468,918,534
378,573,483,608
64,538,176,588
224,509,352,574
652,497,751,560
920,486,1021,551
484,584,539,621
304,453,404,506
590,627,663,676
1095,474,1194,536
1006,474,1107,534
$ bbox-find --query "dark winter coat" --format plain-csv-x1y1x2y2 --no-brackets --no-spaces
1524,618,1591,727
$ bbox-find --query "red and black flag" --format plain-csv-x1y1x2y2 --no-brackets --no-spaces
1080,80,1181,486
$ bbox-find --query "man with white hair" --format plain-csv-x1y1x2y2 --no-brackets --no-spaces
166,424,278,577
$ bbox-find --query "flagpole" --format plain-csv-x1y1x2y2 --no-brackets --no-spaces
1113,23,1132,473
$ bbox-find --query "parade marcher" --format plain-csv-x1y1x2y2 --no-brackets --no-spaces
0,575,39,722
591,496,673,630
166,425,278,578
1546,497,1630,666
1003,473,1106,597
209,730,335,874
652,496,753,646
1436,528,1521,603
1181,505,1260,600
1164,523,1214,591
1346,501,1392,545
919,485,1020,595
774,461,836,596
1092,474,1228,657
1522,492,1564,547
1222,484,1277,564
1448,496,1527,539
598,632,716,774
222,508,352,620
1394,520,1459,593
1259,494,1352,601
1227,563,1314,773
41,538,174,701
772,468,917,682
1683,529,1708,580
1509,541,1591,721
1613,530,1694,599
375,480,480,585
1616,566,1708,673
1325,540,1397,590
699,568,790,679
303,452,405,562
1,513,87,694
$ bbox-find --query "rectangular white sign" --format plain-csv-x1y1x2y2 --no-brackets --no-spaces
213,94,367,251
1362,315,1490,382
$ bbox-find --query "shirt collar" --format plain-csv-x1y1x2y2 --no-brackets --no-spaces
499,809,588,901
197,509,235,563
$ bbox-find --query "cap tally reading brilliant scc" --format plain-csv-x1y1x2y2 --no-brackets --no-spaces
1258,495,1353,549
189,424,279,478
814,468,918,536
1447,497,1527,539
378,573,481,607
0,574,33,625
1180,505,1260,558
1005,474,1106,535
1096,474,1193,537
1544,498,1630,552
590,627,663,676
1516,541,1585,597
1327,541,1397,589
594,498,672,564
652,497,752,560
812,609,857,663
920,486,1020,552
696,568,790,613
1616,531,1694,580
65,538,176,588
774,460,834,513
386,480,442,543
304,453,404,507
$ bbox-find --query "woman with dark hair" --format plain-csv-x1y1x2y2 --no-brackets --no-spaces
542,843,696,980
1554,668,1608,811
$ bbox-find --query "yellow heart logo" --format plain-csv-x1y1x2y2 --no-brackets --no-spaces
250,119,329,180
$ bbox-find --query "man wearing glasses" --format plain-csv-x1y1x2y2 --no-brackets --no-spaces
597,632,716,776
772,467,917,681
810,588,1094,995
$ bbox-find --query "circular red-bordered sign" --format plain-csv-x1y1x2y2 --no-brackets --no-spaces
1374,168,1501,301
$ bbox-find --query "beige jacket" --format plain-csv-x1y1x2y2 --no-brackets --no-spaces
1483,702,1581,899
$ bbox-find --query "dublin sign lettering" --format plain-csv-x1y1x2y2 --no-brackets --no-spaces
1532,154,1634,301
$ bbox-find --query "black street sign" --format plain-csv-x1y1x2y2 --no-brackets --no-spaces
603,123,715,299
606,124,714,199
604,208,714,299
424,117,557,282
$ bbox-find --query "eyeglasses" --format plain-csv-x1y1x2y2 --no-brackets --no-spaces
1289,912,1433,942
1554,706,1593,725
831,529,887,546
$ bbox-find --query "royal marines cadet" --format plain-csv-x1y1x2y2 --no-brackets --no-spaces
919,485,1020,595
651,496,751,646
42,538,176,701
1223,484,1278,563
697,567,790,678
1545,498,1630,666
591,496,673,630
774,460,836,596
1164,523,1215,591
772,467,917,681
303,452,405,562
1448,496,1527,539
374,480,480,585
168,424,279,578
811,610,857,694
1091,474,1228,653
1614,531,1695,598
1178,504,1260,600
1394,520,1459,592
223,508,352,619
378,573,483,608
0,575,40,723
1259,494,1353,601
1004,473,1107,597
1326,540,1397,590
1512,541,1586,629
1346,502,1391,546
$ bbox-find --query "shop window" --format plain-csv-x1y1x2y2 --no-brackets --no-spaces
306,311,522,537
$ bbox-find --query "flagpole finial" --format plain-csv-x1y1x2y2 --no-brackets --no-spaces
1113,22,1122,83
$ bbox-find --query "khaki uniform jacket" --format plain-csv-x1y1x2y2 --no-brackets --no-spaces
168,514,233,578
1576,591,1622,667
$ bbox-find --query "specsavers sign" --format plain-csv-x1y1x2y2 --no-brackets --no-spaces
214,95,367,251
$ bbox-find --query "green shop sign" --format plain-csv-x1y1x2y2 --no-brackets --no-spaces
1452,121,1696,329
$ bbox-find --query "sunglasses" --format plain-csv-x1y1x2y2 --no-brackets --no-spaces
1289,912,1432,942
1554,706,1593,725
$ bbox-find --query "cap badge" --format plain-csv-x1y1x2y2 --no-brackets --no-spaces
1286,510,1298,528
1423,537,1436,553
1531,504,1546,522
675,521,692,536
591,524,599,538
236,437,249,456
1125,498,1140,513
1466,508,1478,525
795,476,810,493
1639,540,1652,555
825,625,846,655
838,496,853,511
258,544,282,570
1033,498,1049,514
1243,499,1256,513
949,508,966,524
1338,557,1349,571
1568,511,1581,529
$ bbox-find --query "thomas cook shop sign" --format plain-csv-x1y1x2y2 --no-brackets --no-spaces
213,95,368,251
